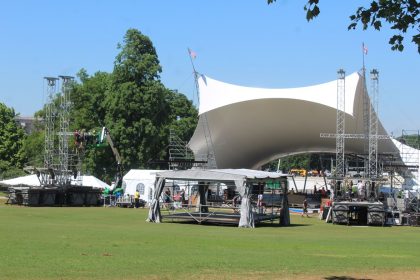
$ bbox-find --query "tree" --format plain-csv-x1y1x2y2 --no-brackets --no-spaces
24,29,198,179
105,29,171,170
69,69,117,179
57,29,198,179
0,103,25,179
167,90,198,144
21,128,44,168
267,0,420,53
263,153,334,173
71,69,111,130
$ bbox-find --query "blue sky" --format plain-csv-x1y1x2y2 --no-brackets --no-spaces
0,0,418,136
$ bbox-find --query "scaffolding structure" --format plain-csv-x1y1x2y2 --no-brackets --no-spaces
43,77,58,170
321,68,389,225
335,69,346,178
401,130,420,175
368,69,379,178
168,130,195,170
55,76,74,186
401,130,420,217
39,77,59,186
362,69,370,153
322,68,389,180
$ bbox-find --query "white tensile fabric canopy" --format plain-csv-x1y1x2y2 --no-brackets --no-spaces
188,72,400,169
0,175,110,189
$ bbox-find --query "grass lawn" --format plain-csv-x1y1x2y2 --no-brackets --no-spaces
0,206,419,280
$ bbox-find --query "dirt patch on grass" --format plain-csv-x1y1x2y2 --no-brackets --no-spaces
180,270,420,280
293,270,420,280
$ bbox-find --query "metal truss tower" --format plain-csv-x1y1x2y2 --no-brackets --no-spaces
336,69,346,178
57,76,74,185
362,69,370,146
192,70,217,169
368,69,379,178
43,77,58,169
201,113,218,169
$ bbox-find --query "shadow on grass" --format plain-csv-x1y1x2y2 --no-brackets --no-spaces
164,220,238,227
324,276,372,280
257,222,312,228
162,220,312,228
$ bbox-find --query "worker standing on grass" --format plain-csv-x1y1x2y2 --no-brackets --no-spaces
302,198,309,217
134,190,140,208
257,193,264,214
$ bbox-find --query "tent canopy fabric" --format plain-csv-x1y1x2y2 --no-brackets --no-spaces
0,175,110,189
197,72,360,116
0,175,39,186
155,169,288,182
123,169,161,181
122,169,162,199
188,72,400,169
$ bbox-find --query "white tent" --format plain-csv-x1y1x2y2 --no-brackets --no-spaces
187,72,420,191
122,169,162,203
77,176,110,189
0,175,110,189
0,174,39,186
188,72,399,169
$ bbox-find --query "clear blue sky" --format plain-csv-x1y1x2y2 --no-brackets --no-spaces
0,0,418,136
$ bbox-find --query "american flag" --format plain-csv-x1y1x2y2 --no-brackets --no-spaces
188,48,197,59
363,43,368,55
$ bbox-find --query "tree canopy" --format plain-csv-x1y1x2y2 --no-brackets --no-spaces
3,28,198,180
67,29,197,178
0,103,25,179
268,0,420,53
105,29,171,170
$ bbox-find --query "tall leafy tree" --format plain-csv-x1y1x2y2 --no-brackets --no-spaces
167,90,198,145
268,0,420,53
21,123,44,168
0,103,25,178
70,69,116,179
105,29,171,170
71,69,111,130
23,29,198,179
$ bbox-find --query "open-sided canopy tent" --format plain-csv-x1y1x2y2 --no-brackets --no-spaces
147,169,290,228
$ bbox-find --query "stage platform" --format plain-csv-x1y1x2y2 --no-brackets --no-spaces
332,201,385,226
162,211,281,225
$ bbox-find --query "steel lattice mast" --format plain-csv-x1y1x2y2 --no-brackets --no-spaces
336,69,346,178
43,77,58,170
368,69,379,178
57,75,74,185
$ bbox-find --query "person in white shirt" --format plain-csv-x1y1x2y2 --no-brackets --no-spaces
357,180,365,200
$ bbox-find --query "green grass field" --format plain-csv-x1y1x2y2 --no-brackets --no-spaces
0,206,419,279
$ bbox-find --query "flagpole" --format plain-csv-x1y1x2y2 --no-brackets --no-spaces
362,42,365,74
187,48,197,75
187,48,200,105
